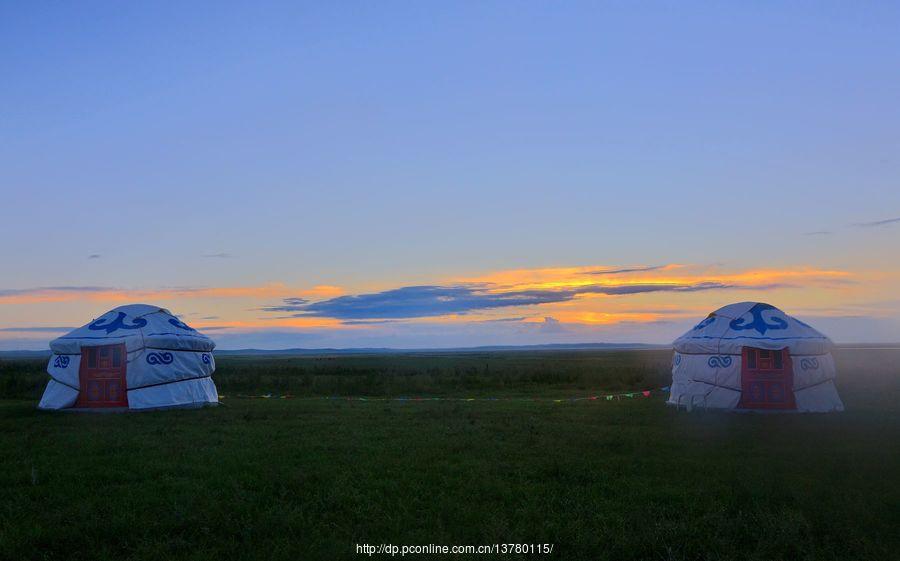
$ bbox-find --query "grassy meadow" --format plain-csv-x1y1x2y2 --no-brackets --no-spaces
0,349,898,560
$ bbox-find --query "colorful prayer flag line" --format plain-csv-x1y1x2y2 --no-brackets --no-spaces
219,387,672,403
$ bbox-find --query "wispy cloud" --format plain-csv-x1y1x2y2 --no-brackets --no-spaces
203,252,235,259
583,265,665,275
87,254,102,259
803,230,833,236
0,283,342,306
536,316,565,333
340,319,405,325
0,326,76,332
0,284,296,305
0,286,111,298
852,217,900,228
260,297,310,312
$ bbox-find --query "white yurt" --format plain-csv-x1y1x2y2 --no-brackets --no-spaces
38,304,218,411
669,302,843,412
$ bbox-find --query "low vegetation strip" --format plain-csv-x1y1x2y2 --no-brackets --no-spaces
218,387,666,401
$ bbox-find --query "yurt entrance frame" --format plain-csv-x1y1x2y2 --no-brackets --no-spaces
75,343,128,408
738,347,796,410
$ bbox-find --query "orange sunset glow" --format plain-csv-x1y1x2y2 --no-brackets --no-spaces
2,263,896,349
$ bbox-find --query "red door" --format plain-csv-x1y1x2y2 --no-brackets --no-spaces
738,347,795,410
75,344,128,408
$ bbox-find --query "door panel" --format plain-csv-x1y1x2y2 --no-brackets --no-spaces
76,344,128,408
738,347,796,410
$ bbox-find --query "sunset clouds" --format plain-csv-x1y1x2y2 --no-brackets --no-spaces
2,262,887,350
252,264,861,326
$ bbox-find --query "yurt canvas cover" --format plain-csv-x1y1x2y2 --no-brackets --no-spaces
669,302,843,412
39,304,218,410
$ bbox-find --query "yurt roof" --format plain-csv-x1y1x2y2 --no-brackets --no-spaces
50,304,215,355
673,302,833,356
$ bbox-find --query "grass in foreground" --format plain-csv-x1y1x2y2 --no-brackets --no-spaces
0,349,898,560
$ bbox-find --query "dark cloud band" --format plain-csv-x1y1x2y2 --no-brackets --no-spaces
263,281,735,320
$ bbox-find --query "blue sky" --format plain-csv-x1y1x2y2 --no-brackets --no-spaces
1,2,898,348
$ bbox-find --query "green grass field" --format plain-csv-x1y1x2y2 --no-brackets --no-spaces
1,349,898,560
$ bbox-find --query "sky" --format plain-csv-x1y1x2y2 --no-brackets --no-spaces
1,2,899,349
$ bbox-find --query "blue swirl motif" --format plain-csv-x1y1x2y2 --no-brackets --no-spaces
168,318,197,332
673,353,682,366
53,355,70,368
800,357,820,371
201,353,211,365
88,312,147,334
693,315,716,331
728,303,788,336
707,355,733,368
146,352,174,365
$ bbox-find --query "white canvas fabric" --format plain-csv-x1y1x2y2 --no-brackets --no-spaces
669,302,843,412
38,304,219,411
